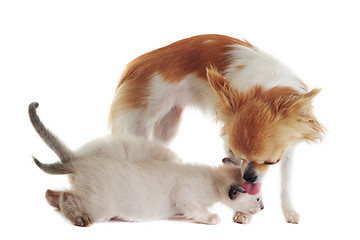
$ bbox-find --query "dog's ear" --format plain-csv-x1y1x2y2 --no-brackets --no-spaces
228,185,246,200
296,89,325,142
274,88,325,142
206,67,242,113
274,88,321,117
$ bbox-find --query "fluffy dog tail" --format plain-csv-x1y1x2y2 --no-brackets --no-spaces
29,102,74,174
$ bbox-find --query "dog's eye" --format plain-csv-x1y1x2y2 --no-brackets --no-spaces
263,161,275,165
256,198,260,202
263,159,280,165
228,148,234,155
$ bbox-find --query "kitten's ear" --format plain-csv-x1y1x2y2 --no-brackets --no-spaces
228,185,246,200
222,157,239,166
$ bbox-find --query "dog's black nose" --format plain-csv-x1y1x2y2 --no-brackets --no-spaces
243,170,257,183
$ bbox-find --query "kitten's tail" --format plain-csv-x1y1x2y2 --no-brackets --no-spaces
33,156,72,174
29,102,73,163
29,102,74,174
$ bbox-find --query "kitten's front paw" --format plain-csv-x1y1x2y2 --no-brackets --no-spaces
233,212,252,224
206,214,221,225
284,210,300,224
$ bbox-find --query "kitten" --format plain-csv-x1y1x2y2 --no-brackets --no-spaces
29,102,263,227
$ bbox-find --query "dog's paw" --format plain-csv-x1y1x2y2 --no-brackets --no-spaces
72,214,93,227
207,214,221,225
284,210,300,224
233,212,252,224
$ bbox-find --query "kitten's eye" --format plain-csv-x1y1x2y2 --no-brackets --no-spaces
228,148,234,155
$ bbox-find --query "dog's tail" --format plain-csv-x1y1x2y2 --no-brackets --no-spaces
29,102,74,174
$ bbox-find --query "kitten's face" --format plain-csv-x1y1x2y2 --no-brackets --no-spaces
232,193,264,215
225,185,264,215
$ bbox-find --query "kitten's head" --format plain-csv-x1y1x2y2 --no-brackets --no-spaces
226,184,264,215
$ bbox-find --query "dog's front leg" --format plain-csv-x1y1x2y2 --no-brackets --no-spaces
280,148,300,224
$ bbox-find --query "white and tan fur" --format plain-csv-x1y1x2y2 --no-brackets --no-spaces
29,102,263,227
108,34,325,223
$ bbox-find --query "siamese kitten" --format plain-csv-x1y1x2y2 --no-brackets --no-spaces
29,102,263,227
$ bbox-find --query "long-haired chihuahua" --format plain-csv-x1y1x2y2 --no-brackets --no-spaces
108,34,325,223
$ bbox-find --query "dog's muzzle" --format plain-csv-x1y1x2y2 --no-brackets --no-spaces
243,164,257,183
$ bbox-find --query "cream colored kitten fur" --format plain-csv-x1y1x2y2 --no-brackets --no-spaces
29,102,263,226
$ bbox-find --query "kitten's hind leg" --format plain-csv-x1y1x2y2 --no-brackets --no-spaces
59,191,93,227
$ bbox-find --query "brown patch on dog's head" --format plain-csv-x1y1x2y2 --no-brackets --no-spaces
207,68,325,168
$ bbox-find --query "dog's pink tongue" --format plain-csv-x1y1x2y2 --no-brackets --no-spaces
242,182,262,195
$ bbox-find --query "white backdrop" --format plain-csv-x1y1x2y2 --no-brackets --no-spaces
1,0,359,239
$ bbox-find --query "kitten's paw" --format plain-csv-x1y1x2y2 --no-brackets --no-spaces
207,214,221,225
284,210,300,224
72,214,93,227
233,212,252,224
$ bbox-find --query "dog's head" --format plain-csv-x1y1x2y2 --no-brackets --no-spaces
207,67,325,194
